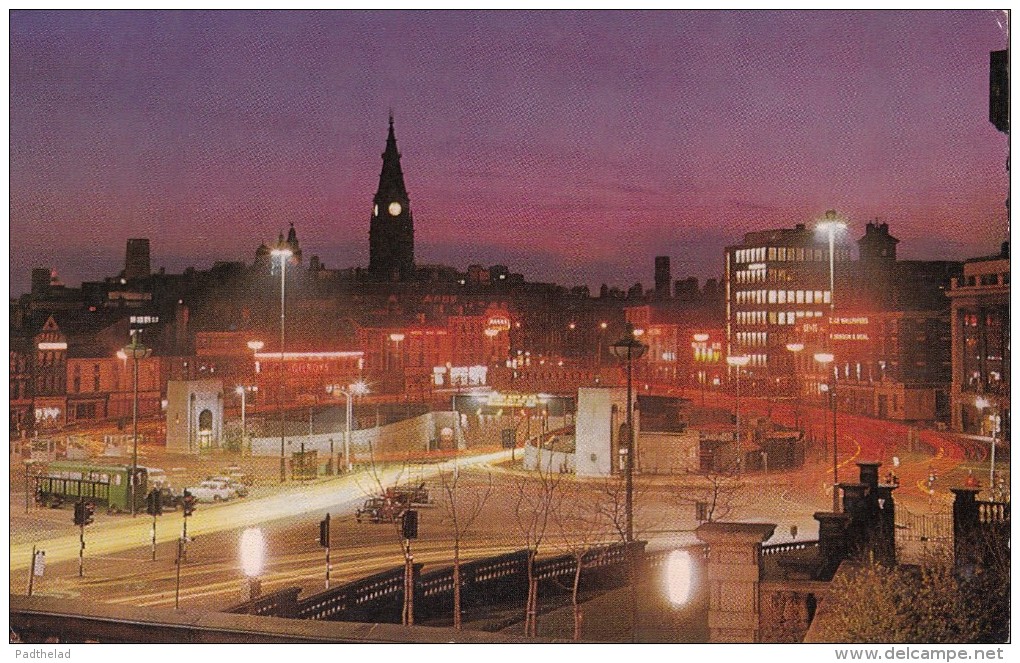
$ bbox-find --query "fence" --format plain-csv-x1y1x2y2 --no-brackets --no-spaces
895,508,953,544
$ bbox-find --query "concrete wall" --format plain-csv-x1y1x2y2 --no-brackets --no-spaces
522,442,575,474
575,387,624,477
637,429,701,474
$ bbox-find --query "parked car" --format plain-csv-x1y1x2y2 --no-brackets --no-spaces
156,486,180,511
186,480,236,503
208,475,248,497
355,497,404,523
221,466,254,487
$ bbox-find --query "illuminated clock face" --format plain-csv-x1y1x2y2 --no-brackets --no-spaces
373,204,378,216
388,201,402,216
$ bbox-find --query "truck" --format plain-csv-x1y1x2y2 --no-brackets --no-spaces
33,461,148,514
384,482,432,507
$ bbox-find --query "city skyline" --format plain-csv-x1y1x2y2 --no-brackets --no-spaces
9,10,1010,296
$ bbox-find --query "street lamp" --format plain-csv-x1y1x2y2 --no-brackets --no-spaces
122,335,151,517
664,549,694,607
239,527,266,601
271,247,293,483
817,210,847,321
610,323,647,543
236,385,257,456
975,397,999,495
814,352,838,512
786,343,804,429
726,355,750,474
328,381,369,473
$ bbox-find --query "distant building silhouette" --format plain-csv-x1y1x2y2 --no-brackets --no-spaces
369,114,415,282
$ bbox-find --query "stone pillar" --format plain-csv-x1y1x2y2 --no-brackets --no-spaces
814,511,851,579
951,487,981,571
695,521,776,643
840,483,869,557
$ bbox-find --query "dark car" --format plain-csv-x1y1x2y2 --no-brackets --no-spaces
356,497,404,524
384,482,431,507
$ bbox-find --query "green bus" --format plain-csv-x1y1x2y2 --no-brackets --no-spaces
33,461,149,514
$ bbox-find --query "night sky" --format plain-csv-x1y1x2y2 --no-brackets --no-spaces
8,10,1010,296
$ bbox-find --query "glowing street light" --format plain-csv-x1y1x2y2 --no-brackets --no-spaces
235,385,257,456
239,527,266,601
664,549,694,607
726,355,750,473
328,381,369,473
975,396,999,495
271,247,293,483
610,323,648,543
122,335,151,517
814,351,838,512
816,210,847,321
786,343,804,429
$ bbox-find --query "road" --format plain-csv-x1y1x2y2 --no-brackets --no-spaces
10,401,1007,615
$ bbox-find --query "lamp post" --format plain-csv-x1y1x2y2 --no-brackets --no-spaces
235,386,256,456
693,334,710,407
817,211,847,322
271,247,293,483
975,396,999,496
815,352,838,512
786,343,804,430
121,335,151,517
726,355,750,474
609,323,648,543
329,381,369,473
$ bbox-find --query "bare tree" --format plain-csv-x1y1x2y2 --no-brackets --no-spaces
551,480,613,640
511,464,564,637
437,465,492,630
670,463,747,524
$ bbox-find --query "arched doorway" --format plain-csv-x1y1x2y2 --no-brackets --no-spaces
198,409,214,449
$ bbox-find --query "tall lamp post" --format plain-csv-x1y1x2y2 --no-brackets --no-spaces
121,335,151,517
328,381,369,473
975,397,999,496
236,385,257,456
271,247,293,483
786,343,804,430
817,210,847,322
610,323,647,543
814,352,838,512
726,355,750,473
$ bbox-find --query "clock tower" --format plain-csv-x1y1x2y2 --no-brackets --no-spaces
369,114,415,282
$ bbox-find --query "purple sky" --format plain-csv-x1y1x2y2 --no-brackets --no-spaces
9,10,1009,296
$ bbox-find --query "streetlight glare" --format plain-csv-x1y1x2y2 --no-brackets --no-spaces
786,343,804,353
814,352,835,364
726,355,750,367
240,528,266,578
665,549,694,606
270,248,294,258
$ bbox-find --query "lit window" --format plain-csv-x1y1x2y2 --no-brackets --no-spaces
778,290,786,304
823,291,831,304
806,291,813,304
768,247,776,261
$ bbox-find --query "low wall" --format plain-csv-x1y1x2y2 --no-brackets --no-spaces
250,412,453,461
523,443,574,474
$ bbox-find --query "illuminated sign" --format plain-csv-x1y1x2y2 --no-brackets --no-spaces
486,316,511,332
831,333,870,341
832,317,869,325
487,392,539,408
37,342,68,351
255,351,364,361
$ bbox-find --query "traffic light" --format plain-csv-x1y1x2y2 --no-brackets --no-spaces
83,502,95,526
73,500,85,526
402,509,418,540
146,489,163,517
182,490,196,517
319,513,331,548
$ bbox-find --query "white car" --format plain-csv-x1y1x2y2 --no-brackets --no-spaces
185,480,236,503
208,476,248,497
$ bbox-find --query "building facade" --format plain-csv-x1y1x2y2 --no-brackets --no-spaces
947,244,1010,435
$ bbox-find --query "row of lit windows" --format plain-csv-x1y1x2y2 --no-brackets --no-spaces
734,289,831,305
734,247,851,264
734,310,825,326
735,332,768,347
734,269,767,284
